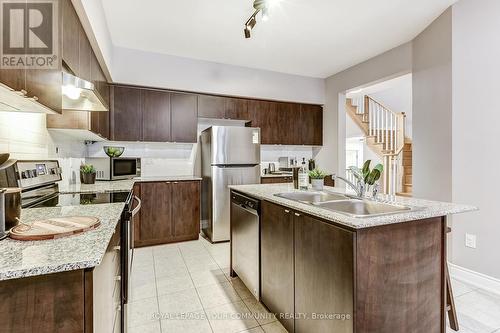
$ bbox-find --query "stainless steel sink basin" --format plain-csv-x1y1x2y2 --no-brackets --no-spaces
274,191,349,204
315,199,412,218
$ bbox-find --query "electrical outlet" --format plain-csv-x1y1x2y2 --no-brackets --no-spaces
465,233,476,249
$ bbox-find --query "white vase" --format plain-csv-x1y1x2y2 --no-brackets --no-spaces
311,178,324,191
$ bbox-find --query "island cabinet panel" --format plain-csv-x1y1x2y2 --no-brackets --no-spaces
261,201,295,332
355,217,445,333
0,270,86,333
141,89,171,142
134,181,200,247
111,85,142,141
294,215,354,333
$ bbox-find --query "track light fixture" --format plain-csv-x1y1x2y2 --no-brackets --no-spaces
244,0,280,39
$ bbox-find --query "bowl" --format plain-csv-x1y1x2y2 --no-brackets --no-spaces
103,146,124,158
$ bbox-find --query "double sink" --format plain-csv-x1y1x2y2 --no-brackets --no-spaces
274,191,415,218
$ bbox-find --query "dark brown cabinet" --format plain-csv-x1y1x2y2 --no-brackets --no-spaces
110,86,197,143
134,180,200,247
171,93,198,143
171,181,201,242
248,100,275,144
111,85,142,141
225,97,249,120
261,201,295,332
300,104,323,146
142,89,171,142
260,176,293,184
198,95,225,118
62,0,80,74
294,215,354,333
136,182,172,246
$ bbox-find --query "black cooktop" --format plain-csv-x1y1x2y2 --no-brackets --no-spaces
32,191,131,208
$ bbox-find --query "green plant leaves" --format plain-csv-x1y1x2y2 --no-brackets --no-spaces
361,160,383,185
308,168,326,179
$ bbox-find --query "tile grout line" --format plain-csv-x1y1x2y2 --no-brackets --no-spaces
179,241,216,333
151,248,162,332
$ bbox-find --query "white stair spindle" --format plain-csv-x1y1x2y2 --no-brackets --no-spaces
385,110,389,151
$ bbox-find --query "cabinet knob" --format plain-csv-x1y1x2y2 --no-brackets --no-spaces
173,181,179,184
113,246,120,251
165,182,171,184
284,209,290,213
115,276,121,281
31,96,38,101
294,213,301,217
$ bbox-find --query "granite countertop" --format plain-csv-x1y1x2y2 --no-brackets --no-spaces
0,203,125,281
57,176,201,194
229,183,477,229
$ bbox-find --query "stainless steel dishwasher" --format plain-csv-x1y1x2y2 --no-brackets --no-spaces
231,191,260,300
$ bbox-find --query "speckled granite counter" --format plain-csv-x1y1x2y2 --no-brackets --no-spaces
57,176,201,194
0,203,125,281
229,183,477,229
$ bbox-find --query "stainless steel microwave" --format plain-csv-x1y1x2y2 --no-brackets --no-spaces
85,157,141,181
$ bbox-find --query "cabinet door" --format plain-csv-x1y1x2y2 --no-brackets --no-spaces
171,181,200,241
111,85,142,141
261,201,295,332
294,215,354,333
276,102,300,145
248,100,276,144
198,95,225,118
78,26,92,81
62,0,79,74
137,182,172,246
300,104,323,145
171,93,197,143
142,89,171,142
225,97,249,120
0,0,26,92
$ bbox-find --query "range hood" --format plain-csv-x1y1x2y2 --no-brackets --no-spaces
0,83,57,114
62,72,108,112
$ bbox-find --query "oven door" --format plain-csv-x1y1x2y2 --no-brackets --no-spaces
111,158,141,180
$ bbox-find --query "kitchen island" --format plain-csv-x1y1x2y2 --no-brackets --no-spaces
229,183,476,333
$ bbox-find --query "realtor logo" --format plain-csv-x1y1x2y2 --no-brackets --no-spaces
0,0,58,69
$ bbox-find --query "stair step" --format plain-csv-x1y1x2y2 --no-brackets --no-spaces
403,184,413,193
405,166,412,174
402,158,412,167
397,192,413,197
405,175,412,184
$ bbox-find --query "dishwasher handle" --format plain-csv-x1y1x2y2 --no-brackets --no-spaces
233,202,259,216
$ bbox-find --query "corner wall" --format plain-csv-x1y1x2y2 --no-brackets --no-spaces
451,0,500,279
412,9,453,201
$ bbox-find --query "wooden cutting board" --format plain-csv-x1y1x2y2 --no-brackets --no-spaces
9,216,100,241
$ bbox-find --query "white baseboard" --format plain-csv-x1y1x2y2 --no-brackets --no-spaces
449,263,500,296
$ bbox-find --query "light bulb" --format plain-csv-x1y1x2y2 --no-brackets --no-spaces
262,7,269,21
62,85,81,100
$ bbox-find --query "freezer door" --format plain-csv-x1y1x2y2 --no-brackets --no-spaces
211,165,260,242
211,126,261,165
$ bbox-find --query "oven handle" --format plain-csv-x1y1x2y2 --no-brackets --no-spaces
131,196,141,217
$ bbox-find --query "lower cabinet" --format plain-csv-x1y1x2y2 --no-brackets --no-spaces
261,200,354,333
134,180,201,247
261,201,295,332
260,176,293,184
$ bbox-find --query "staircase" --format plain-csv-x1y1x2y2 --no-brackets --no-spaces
346,96,412,196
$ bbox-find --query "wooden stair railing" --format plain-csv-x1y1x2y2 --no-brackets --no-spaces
347,96,408,195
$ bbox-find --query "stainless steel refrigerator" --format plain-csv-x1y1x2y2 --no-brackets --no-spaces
200,126,261,242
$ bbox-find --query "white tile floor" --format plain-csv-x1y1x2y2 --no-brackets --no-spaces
128,236,500,333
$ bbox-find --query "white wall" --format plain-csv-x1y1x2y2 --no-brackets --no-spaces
451,0,500,279
111,47,325,104
412,9,453,202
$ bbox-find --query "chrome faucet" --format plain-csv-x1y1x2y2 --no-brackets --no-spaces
332,174,365,198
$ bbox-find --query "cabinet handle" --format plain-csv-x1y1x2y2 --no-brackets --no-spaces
165,182,171,184
31,96,38,101
113,246,120,251
115,276,121,281
284,209,290,213
173,181,178,184
294,213,301,217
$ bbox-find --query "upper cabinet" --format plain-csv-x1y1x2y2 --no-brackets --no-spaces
110,85,198,143
198,94,249,121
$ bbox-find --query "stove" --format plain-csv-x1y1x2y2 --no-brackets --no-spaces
32,191,132,208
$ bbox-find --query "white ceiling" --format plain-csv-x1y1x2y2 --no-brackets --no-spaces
101,0,457,78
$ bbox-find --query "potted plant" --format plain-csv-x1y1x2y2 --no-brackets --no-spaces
309,168,326,191
80,164,96,184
